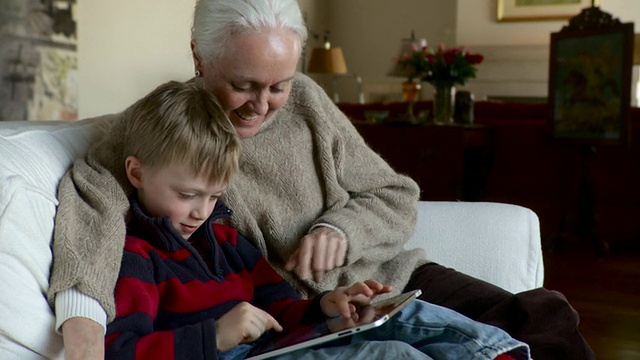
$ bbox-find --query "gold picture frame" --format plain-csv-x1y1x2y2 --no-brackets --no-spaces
497,0,600,22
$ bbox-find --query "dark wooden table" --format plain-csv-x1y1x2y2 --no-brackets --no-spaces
353,121,495,201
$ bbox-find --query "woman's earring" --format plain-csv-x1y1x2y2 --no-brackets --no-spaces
195,69,202,77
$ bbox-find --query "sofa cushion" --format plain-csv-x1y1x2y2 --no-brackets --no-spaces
0,118,108,359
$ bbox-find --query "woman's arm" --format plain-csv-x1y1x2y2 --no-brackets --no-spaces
316,102,421,258
47,114,132,322
55,288,107,360
284,74,421,281
62,317,105,360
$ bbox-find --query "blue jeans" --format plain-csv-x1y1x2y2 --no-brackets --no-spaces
221,299,531,360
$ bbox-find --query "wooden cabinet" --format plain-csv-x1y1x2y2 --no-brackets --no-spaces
353,122,494,201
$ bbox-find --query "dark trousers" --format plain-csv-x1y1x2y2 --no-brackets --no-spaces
403,262,595,360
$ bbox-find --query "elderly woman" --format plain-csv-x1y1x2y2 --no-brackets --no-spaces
48,0,594,359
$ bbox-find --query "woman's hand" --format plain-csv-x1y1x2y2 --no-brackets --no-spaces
319,280,393,319
285,226,347,282
215,302,283,352
62,317,105,360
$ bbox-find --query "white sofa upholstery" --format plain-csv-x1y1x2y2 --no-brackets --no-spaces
0,119,544,360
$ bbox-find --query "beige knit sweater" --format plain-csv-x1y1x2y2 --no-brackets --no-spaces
48,73,425,322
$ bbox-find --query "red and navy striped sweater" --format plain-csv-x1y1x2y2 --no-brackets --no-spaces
105,201,324,359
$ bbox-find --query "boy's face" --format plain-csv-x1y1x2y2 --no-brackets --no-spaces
125,157,227,240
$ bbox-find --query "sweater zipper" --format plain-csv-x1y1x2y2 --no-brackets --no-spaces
198,207,233,281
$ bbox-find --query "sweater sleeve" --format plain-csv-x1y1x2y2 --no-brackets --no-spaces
47,113,133,323
292,75,421,267
54,287,108,334
105,250,219,360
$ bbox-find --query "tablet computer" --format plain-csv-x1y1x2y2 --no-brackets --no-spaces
245,289,422,360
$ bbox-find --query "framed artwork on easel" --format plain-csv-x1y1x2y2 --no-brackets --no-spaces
548,6,634,146
547,5,634,256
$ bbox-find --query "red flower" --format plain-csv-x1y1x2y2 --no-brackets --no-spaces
465,53,484,65
394,40,483,86
443,49,458,64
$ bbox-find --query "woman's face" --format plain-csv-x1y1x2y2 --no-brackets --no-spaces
198,29,301,139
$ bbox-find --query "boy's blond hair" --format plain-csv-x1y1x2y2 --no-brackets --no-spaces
122,81,240,185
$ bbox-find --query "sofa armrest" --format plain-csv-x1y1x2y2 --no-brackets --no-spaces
405,201,544,294
1,118,110,360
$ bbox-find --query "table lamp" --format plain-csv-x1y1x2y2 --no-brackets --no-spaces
388,31,423,120
307,39,348,103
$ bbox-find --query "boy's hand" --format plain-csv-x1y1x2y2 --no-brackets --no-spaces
319,280,393,319
215,302,283,352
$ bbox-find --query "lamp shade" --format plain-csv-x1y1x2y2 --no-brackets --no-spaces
388,36,419,78
307,47,348,74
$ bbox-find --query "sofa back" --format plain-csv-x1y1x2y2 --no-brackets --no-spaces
0,118,110,359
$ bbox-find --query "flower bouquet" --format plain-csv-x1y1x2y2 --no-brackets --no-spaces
395,41,484,123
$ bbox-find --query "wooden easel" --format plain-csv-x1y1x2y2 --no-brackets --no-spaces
547,2,634,256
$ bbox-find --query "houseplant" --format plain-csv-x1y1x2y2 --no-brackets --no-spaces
396,42,484,123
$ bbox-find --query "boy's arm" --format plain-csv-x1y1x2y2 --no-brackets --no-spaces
106,250,219,360
233,232,326,329
107,314,218,360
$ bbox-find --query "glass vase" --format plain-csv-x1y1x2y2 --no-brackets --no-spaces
433,85,455,124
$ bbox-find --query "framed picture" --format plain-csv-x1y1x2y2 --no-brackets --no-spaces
497,0,599,22
549,16,634,146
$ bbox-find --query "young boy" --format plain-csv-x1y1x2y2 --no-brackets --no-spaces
105,81,530,360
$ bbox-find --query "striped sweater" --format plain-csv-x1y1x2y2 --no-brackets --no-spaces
105,200,323,359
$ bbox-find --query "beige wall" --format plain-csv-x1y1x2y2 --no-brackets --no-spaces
313,0,457,103
76,1,638,117
77,0,325,118
77,0,196,118
297,0,328,72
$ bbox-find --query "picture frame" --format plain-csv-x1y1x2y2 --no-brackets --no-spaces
497,0,599,22
548,8,634,146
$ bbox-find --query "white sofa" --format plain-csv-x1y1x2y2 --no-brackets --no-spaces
0,118,544,360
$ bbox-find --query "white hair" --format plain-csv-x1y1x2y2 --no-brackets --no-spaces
191,0,308,64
